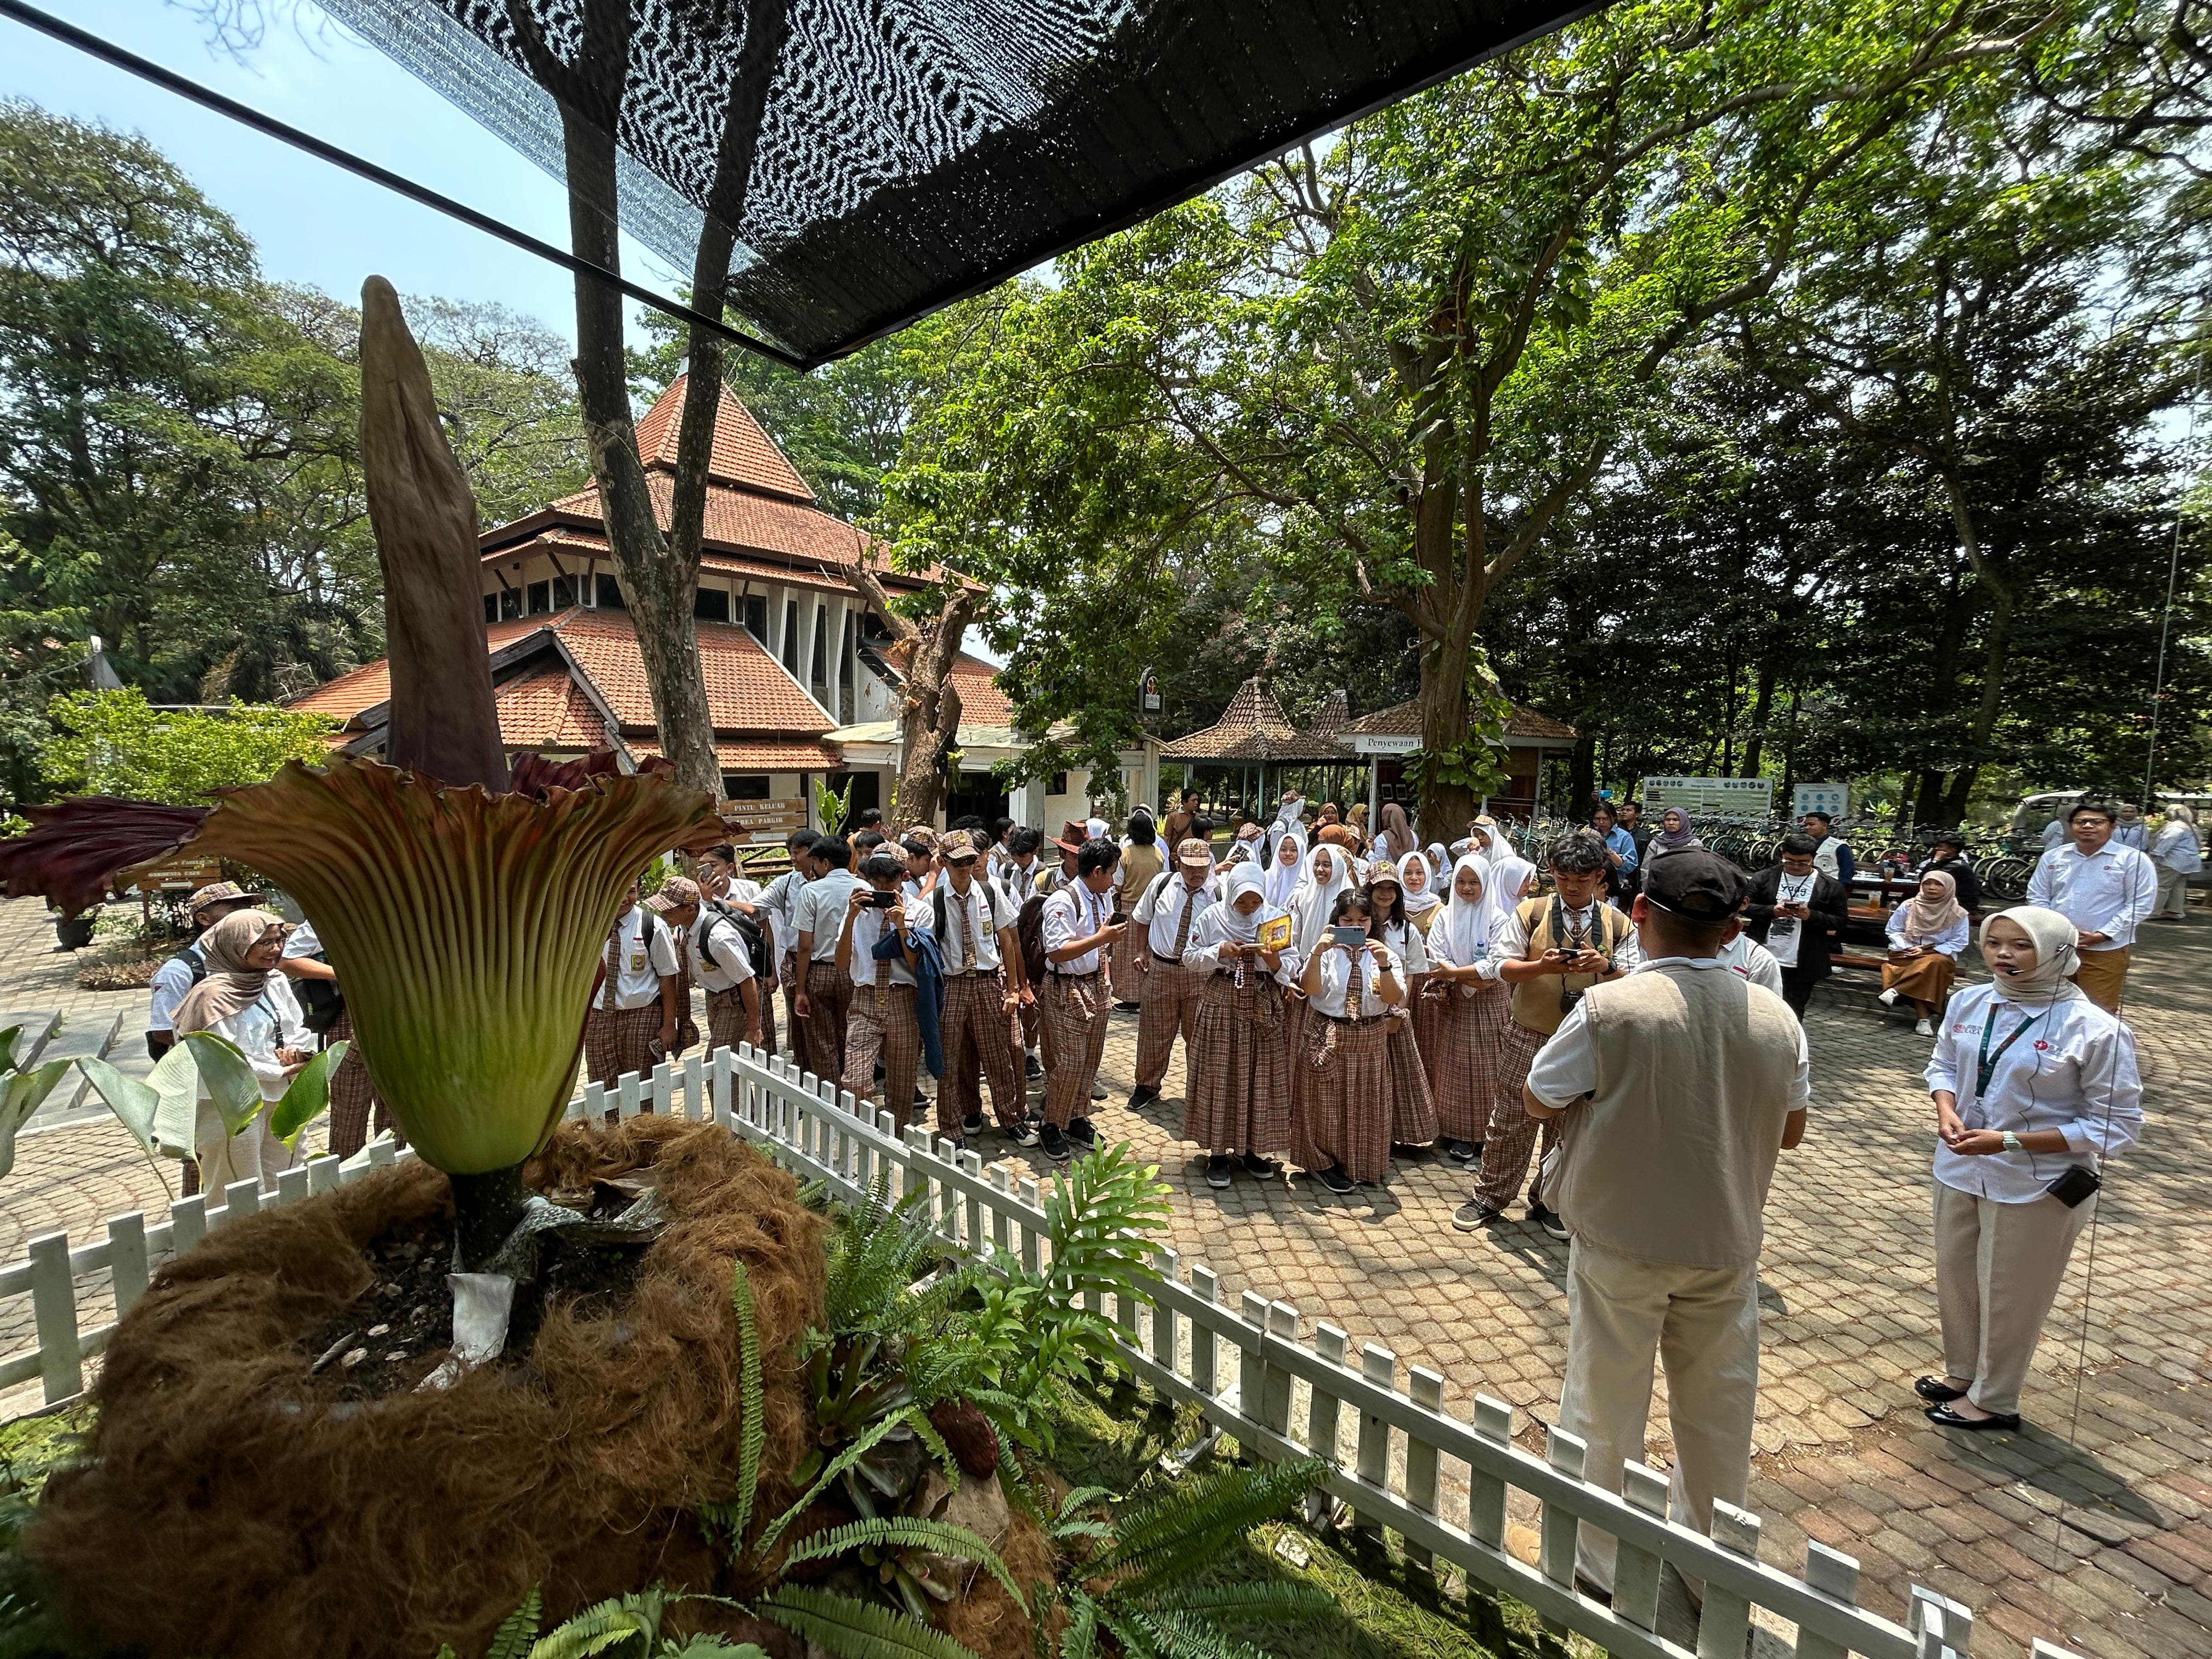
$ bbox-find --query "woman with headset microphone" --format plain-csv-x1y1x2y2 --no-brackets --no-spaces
1917,906,2143,1431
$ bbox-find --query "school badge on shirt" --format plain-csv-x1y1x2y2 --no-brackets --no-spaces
630,952,647,970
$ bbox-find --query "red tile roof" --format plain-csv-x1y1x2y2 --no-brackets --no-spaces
631,373,816,503
289,616,548,718
949,654,1015,726
494,665,607,748
630,737,844,771
540,473,873,571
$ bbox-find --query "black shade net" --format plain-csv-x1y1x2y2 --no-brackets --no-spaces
319,0,1596,366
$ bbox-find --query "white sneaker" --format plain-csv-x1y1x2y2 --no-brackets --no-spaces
1915,1018,1934,1036
1877,988,1899,1007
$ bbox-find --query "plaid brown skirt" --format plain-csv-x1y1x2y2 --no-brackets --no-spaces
323,1011,397,1159
1181,970,1290,1157
585,1002,664,1088
1383,1011,1438,1146
1426,980,1508,1142
1291,1014,1392,1184
1040,972,1110,1128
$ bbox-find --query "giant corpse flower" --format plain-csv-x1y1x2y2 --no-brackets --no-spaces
0,279,720,1266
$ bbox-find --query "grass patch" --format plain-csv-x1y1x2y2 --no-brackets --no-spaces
1046,1373,1570,1659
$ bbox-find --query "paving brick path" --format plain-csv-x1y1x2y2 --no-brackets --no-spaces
2,895,2205,1655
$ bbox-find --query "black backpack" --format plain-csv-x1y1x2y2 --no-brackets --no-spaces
295,968,347,1036
701,900,771,980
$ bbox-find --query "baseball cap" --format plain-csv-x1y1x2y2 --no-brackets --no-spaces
940,830,980,862
1176,837,1213,871
1641,850,1744,924
186,881,268,913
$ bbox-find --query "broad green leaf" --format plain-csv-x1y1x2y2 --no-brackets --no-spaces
179,1031,263,1138
0,1025,20,1074
74,1054,161,1158
0,1059,71,1180
268,1040,346,1147
148,1042,204,1158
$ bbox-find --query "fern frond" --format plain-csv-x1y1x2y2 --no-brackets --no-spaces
722,1261,765,1552
756,1412,912,1555
487,1588,544,1659
526,1591,658,1659
1056,1486,1115,1518
1096,1460,1322,1590
754,1586,980,1659
657,1638,765,1659
1135,1580,1335,1621
783,1517,1028,1614
1094,1604,1169,1659
1058,1594,1099,1659
900,1407,958,1497
1111,1608,1269,1659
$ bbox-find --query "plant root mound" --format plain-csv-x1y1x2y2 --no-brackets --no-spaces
29,1117,825,1659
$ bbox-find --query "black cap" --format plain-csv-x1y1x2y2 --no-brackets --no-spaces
1642,849,1743,924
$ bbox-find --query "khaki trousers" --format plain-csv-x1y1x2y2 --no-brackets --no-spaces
1556,1239,1760,1595
1932,1180,2095,1417
2068,946,2129,1014
2155,865,2191,918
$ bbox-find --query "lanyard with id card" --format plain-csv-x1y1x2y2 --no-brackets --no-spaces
1975,1007,2044,1102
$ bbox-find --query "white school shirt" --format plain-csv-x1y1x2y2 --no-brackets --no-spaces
1042,882,1112,975
1181,907,1300,985
793,871,862,961
281,921,323,959
1884,904,1970,958
999,856,1039,904
2025,842,2159,950
1529,958,1811,1111
923,876,1017,973
1764,870,1819,969
1306,940,1404,1019
146,939,207,1036
686,912,757,994
762,867,809,960
205,974,314,1100
1376,917,1430,975
845,900,917,988
1132,871,1215,957
1924,983,2143,1203
1714,933,1785,998
595,906,679,1011
1477,899,1642,981
2153,821,2203,874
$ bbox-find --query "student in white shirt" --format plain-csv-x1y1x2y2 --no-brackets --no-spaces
586,877,682,1087
2024,798,2159,1013
1878,871,1971,1034
1128,839,1217,1111
761,828,817,1059
1180,862,1296,1189
2151,803,2202,921
171,909,315,1195
694,843,774,1056
661,877,763,1054
1423,855,1512,1163
278,917,395,1158
793,837,861,1083
925,830,1032,1146
1292,889,1408,1195
1364,865,1437,1153
1920,907,2142,1431
1713,930,1785,999
837,853,924,1131
1037,838,1125,1161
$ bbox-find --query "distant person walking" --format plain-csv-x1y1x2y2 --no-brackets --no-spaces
1528,851,1808,1599
1743,836,1850,1018
2151,805,2202,922
2025,798,2158,1013
1799,810,1855,887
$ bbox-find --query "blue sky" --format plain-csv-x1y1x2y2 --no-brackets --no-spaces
0,0,670,343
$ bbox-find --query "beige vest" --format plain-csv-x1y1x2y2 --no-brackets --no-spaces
1507,898,1634,1036
1548,967,1799,1271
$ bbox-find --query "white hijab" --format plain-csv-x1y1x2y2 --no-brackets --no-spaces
1398,849,1441,916
1983,905,2084,1005
1426,841,1449,879
1211,861,1279,944
1480,853,1538,944
1290,844,1352,956
1266,826,1307,908
1442,853,1490,964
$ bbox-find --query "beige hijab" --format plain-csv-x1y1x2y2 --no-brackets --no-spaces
170,909,286,1034
1981,905,2084,1004
1903,870,1965,942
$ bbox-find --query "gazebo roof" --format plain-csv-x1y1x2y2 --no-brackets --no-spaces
1348,696,1578,745
1160,678,1355,764
323,0,1599,368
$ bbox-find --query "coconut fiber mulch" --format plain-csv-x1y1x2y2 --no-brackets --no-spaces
30,1118,825,1659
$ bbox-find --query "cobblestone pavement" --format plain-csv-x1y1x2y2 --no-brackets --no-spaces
2,896,2206,1655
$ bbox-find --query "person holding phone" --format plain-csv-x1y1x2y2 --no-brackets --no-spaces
1423,854,1509,1165
1365,866,1438,1153
173,907,317,1195
837,853,927,1132
1292,890,1408,1195
1037,838,1125,1161
1918,906,2142,1431
1453,835,1635,1236
1743,834,1849,1017
1180,862,1297,1188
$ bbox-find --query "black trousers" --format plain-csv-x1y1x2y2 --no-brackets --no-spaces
1780,969,1820,1018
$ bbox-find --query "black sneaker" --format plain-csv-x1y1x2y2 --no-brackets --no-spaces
1314,1165,1356,1195
1128,1084,1160,1109
1041,1122,1071,1162
1025,1056,1043,1080
1240,1152,1280,1177
1090,1080,1108,1102
1528,1203,1570,1241
944,1135,968,1155
1066,1116,1098,1148
1206,1154,1233,1190
963,1112,986,1135
1009,1116,1042,1148
912,1087,930,1110
1452,1198,1503,1232
1447,1139,1481,1164
1113,1000,1142,1012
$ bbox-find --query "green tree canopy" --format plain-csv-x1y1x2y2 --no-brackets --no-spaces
41,688,336,804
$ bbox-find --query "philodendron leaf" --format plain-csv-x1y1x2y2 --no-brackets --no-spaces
0,1025,20,1074
148,1043,203,1158
74,1054,161,1158
0,1058,73,1180
268,1041,346,1148
179,1032,263,1139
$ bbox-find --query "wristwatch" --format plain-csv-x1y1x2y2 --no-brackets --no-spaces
2000,1131,2024,1152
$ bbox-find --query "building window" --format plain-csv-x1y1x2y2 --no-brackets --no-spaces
527,580,550,614
810,605,829,690
1049,772,1068,795
483,594,498,624
742,594,768,642
551,574,577,610
596,573,625,610
721,774,771,800
782,600,800,672
693,587,730,623
499,588,523,620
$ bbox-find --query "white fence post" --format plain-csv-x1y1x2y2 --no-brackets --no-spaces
27,1233,80,1403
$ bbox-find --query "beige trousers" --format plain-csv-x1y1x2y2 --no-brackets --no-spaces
1556,1239,1760,1595
1932,1180,2095,1417
2155,864,2191,918
194,1096,303,1198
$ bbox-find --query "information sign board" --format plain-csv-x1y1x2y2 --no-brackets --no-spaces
1637,776,1774,820
1792,783,1849,822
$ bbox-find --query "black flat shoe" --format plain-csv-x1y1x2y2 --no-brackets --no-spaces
1314,1165,1356,1195
1240,1152,1280,1177
1915,1375,1970,1403
1447,1139,1480,1164
1205,1155,1233,1190
1924,1404,2019,1432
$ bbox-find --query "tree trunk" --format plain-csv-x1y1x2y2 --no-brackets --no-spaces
846,561,980,828
1940,481,2015,830
559,105,722,798
1740,657,1776,777
1413,629,1477,843
1566,731,1598,825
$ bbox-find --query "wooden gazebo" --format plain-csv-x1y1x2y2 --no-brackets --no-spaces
1159,678,1356,819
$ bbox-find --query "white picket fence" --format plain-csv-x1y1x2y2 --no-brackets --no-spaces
4,1043,2086,1659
